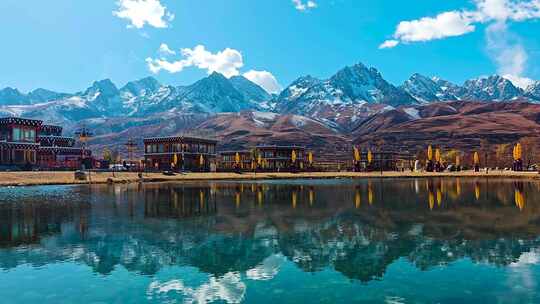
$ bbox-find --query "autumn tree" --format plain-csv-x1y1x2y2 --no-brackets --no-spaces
102,148,113,163
442,149,460,165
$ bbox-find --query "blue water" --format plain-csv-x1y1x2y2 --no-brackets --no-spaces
1,178,539,303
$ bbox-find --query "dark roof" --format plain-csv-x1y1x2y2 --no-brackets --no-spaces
40,124,63,132
256,145,306,150
38,135,75,140
0,117,43,126
0,141,40,149
219,150,251,155
144,135,218,144
38,135,76,147
38,146,91,155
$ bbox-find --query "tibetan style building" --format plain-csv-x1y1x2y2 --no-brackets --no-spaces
352,150,415,171
219,150,253,171
0,117,41,169
257,145,306,171
143,136,218,171
0,117,91,170
38,124,92,170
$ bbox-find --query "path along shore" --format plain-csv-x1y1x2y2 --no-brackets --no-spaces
0,170,539,187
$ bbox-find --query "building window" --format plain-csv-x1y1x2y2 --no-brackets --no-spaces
12,127,35,142
25,129,35,142
13,128,21,141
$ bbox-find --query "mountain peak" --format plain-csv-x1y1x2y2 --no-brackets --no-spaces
401,73,461,103
27,88,69,103
182,71,260,113
329,63,416,106
121,76,161,96
208,71,228,80
0,87,28,105
229,75,271,103
85,79,119,97
462,75,522,101
229,75,248,81
525,80,540,101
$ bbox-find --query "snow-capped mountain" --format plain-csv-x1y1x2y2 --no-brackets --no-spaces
82,79,125,115
276,63,416,113
328,64,416,106
0,87,30,105
400,73,460,103
229,75,272,107
400,74,538,103
0,73,272,128
274,63,416,129
1,62,540,139
120,76,161,97
180,72,263,113
460,75,524,101
525,81,540,101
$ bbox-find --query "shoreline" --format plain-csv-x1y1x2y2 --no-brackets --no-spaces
0,170,539,187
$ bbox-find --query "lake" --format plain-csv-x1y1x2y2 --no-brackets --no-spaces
1,178,539,303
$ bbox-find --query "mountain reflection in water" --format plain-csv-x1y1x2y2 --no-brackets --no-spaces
1,178,540,303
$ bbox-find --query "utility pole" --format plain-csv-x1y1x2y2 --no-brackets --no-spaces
75,126,93,183
124,138,138,167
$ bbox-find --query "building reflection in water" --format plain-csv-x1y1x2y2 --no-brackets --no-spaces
0,178,539,287
143,185,218,219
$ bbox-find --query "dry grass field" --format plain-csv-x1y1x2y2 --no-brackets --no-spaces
0,170,539,187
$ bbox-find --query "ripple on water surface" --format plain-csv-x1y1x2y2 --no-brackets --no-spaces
0,178,540,303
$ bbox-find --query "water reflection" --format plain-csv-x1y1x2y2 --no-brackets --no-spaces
1,179,540,302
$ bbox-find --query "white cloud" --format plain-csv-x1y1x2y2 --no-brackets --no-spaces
381,0,540,86
146,45,244,77
293,0,317,11
243,70,282,93
146,45,281,89
393,11,476,43
382,0,540,46
475,0,540,22
486,21,535,89
147,272,246,303
113,0,174,29
158,43,175,55
504,74,535,88
378,40,399,49
246,255,285,281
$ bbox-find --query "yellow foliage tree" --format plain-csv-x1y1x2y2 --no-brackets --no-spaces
353,146,360,162
435,148,441,162
427,145,433,161
102,148,113,162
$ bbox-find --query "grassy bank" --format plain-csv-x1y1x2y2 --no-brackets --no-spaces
0,170,539,187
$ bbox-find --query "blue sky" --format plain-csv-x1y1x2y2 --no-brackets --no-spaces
1,0,539,93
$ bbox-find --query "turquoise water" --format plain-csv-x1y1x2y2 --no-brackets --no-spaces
1,178,540,303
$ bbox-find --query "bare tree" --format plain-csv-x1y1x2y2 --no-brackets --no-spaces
494,144,509,169
519,137,538,169
480,139,491,168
